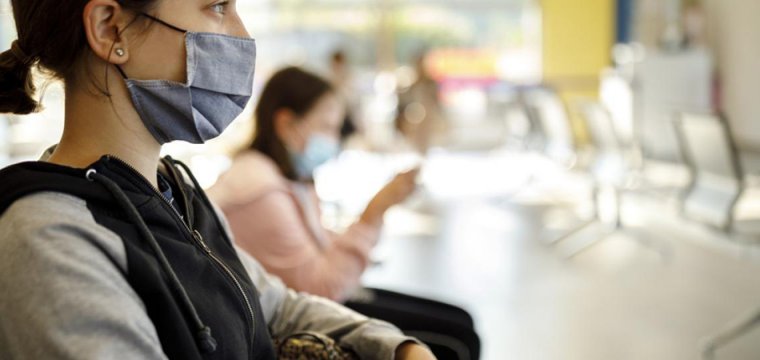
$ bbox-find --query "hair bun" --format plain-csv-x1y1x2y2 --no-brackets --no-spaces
10,40,33,66
0,43,39,115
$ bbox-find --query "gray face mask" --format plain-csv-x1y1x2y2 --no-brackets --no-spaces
117,13,256,145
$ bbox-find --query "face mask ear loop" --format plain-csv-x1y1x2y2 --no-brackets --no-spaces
111,13,187,81
290,118,310,142
290,121,313,154
138,12,189,33
114,65,129,79
110,14,145,83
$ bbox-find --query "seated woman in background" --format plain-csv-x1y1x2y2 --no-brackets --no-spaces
209,67,480,360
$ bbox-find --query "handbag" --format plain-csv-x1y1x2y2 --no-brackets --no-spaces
274,332,359,360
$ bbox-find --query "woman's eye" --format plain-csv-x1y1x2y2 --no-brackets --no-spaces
211,2,228,14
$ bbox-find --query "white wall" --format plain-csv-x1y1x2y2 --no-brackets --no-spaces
704,0,760,152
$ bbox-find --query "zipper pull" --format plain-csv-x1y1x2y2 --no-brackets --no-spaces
193,230,212,254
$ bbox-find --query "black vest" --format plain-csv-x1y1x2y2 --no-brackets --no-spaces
0,156,276,360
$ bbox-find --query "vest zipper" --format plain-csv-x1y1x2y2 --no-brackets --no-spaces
104,155,256,352
191,229,258,351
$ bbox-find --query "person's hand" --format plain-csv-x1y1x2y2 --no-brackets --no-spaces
395,342,436,360
361,168,420,226
375,167,419,208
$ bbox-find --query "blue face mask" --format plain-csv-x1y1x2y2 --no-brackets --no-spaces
117,13,257,145
290,134,340,180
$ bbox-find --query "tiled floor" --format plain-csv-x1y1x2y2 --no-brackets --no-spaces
361,177,760,360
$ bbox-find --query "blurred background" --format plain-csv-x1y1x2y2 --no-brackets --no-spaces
3,0,760,359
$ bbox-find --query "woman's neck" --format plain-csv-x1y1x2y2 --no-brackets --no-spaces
48,80,162,187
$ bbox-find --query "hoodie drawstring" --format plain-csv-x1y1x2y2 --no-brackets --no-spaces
85,169,218,354
166,157,234,245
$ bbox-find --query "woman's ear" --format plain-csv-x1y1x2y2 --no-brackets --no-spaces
83,0,131,65
274,108,302,151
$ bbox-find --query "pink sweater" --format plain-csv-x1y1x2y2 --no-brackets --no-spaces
208,151,381,302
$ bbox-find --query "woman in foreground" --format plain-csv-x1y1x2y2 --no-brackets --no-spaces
0,0,433,358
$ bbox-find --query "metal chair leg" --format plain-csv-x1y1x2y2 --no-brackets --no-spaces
544,218,597,246
546,186,600,242
562,227,615,259
701,306,760,359
629,229,675,263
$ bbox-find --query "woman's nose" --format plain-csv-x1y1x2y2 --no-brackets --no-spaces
230,15,250,39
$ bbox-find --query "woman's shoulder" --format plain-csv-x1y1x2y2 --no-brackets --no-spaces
228,150,288,188
235,150,280,170
3,191,97,229
0,192,161,359
0,191,128,270
207,150,290,207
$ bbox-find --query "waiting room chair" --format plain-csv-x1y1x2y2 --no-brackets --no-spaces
675,112,744,231
522,86,579,168
674,112,760,359
547,101,635,256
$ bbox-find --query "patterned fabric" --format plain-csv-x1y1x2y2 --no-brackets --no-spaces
275,332,359,360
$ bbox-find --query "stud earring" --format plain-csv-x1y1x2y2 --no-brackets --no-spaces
115,48,125,57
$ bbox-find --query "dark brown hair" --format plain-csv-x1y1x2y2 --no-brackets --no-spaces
0,0,158,114
250,67,334,181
